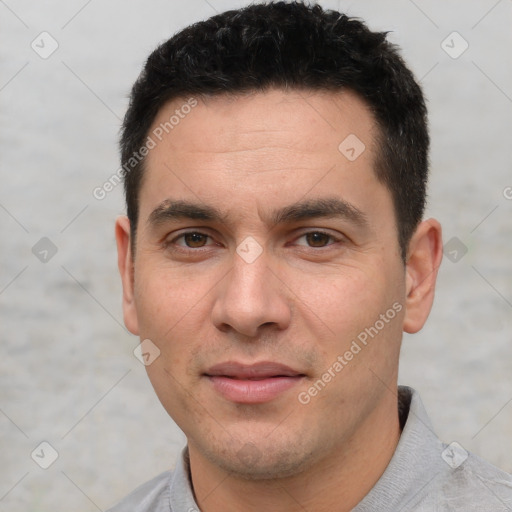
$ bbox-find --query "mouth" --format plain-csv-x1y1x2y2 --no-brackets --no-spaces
204,361,306,404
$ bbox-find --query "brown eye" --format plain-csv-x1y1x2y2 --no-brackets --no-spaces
183,232,209,248
305,232,332,247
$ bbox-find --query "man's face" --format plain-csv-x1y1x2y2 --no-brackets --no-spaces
121,89,408,478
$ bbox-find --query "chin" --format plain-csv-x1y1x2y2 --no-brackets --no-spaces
204,441,317,481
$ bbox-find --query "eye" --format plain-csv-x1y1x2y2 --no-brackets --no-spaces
170,231,215,249
295,231,340,248
165,229,343,253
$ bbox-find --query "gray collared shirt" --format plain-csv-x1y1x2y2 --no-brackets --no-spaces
107,386,512,511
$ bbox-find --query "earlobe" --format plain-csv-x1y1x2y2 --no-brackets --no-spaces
403,219,443,334
115,216,140,335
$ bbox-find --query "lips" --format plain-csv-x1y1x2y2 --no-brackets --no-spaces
206,361,304,379
204,361,305,404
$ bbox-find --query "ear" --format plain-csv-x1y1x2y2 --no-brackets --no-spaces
115,216,139,335
403,218,443,334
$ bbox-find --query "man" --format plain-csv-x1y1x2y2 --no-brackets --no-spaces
110,2,512,510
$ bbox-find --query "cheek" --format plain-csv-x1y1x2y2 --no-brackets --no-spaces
144,360,198,434
132,268,211,384
137,270,207,420
292,262,403,360
134,261,209,333
297,267,384,328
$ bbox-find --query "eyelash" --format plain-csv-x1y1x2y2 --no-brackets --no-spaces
164,230,343,252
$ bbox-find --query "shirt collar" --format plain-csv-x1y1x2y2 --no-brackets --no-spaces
353,385,447,511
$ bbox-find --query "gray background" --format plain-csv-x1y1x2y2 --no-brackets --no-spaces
1,0,511,510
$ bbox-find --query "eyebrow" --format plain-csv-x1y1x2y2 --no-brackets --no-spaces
147,197,368,229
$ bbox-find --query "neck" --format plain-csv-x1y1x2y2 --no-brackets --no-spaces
188,390,401,512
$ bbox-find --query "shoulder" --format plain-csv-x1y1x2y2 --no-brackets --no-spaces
106,470,172,512
407,387,512,510
356,387,512,511
431,448,512,510
404,387,512,510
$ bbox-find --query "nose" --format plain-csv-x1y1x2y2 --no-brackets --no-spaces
211,246,292,338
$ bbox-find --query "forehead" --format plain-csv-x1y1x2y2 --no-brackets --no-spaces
139,88,389,229
148,88,376,162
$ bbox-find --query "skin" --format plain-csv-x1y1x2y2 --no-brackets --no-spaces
116,88,443,512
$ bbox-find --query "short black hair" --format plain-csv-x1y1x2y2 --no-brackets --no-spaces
120,1,429,261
